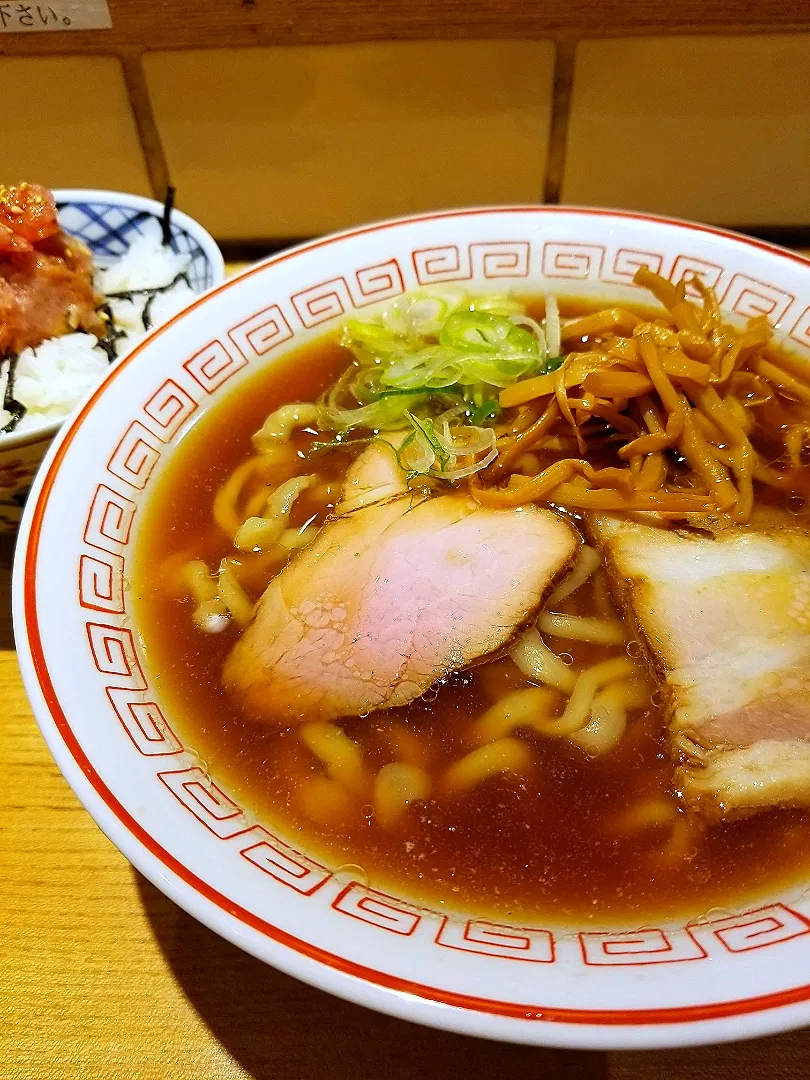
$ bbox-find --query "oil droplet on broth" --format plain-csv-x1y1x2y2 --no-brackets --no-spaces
786,494,805,515
334,863,369,887
626,639,643,658
693,906,733,924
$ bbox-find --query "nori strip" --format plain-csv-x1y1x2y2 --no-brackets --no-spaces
95,302,127,363
161,186,176,248
94,268,190,358
104,269,190,302
104,269,191,337
1,353,27,434
142,291,157,331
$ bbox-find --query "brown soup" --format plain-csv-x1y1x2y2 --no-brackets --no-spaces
132,298,810,926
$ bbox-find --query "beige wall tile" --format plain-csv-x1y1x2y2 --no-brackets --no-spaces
0,57,150,195
144,41,554,239
563,35,810,226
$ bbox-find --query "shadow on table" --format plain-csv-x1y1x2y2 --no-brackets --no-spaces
135,873,608,1080
0,533,16,649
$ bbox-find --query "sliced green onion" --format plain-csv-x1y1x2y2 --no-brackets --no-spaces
544,295,561,359
381,345,464,390
309,435,377,454
381,286,468,339
320,288,553,445
371,386,459,400
404,411,451,471
396,429,433,476
469,399,501,425
469,294,526,317
341,320,403,358
439,310,538,357
431,443,498,480
435,424,494,457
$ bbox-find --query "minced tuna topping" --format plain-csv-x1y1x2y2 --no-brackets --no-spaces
0,182,196,436
0,183,105,358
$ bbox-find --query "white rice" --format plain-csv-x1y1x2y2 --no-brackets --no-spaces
0,229,195,435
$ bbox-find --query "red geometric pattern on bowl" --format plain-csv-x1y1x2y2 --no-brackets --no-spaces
291,260,407,325
688,905,810,954
106,421,162,491
105,687,182,757
79,550,125,614
670,254,724,297
142,378,198,440
720,274,795,324
157,766,250,839
332,883,423,936
229,306,294,359
84,484,136,551
292,276,355,327
21,209,810,1046
471,241,530,279
542,241,606,280
240,828,331,896
580,928,708,967
184,340,247,393
602,248,667,285
435,917,555,962
412,243,471,283
354,258,405,304
86,622,146,689
412,241,530,284
790,306,810,349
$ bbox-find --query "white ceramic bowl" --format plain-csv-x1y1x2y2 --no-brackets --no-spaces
0,188,224,533
13,207,810,1050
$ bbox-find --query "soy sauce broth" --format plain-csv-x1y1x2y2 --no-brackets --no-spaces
132,298,810,926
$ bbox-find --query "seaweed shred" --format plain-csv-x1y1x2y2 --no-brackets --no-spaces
141,292,158,332
1,353,27,434
93,265,191,358
95,302,127,363
105,269,190,303
102,269,191,336
161,186,176,248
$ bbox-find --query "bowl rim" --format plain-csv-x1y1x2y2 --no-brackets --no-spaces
13,203,810,1050
0,187,225,451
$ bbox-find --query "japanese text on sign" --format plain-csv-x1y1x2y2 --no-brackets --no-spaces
0,0,111,31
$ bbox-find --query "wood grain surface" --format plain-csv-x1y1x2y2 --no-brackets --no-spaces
0,0,809,58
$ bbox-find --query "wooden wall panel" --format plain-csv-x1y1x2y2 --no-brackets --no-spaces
0,0,809,58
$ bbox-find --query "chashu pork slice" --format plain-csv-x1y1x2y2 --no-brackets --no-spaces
224,440,578,724
588,512,810,819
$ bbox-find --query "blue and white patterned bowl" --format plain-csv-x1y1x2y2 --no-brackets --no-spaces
54,189,224,293
0,189,224,533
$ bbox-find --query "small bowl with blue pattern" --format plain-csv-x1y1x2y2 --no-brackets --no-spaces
0,189,224,534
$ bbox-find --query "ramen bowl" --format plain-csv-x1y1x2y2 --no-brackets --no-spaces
0,188,224,534
13,207,810,1050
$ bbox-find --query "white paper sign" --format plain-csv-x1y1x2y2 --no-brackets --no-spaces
0,0,111,32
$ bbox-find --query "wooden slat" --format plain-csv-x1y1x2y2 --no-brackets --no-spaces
120,52,171,201
0,0,808,57
543,39,577,204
